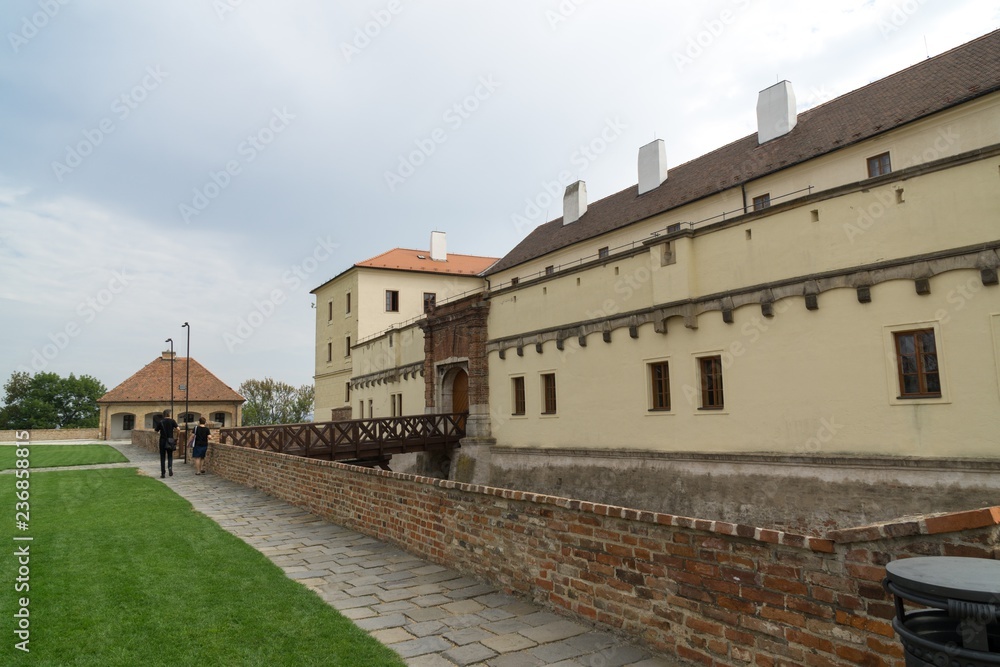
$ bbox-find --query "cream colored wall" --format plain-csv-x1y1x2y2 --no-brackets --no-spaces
355,268,484,341
488,156,1000,340
490,92,1000,289
351,323,425,419
313,271,358,418
352,374,426,420
490,271,1000,457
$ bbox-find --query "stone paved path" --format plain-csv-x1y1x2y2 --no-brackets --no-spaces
47,443,681,667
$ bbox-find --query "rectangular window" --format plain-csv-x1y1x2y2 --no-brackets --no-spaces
390,394,398,417
423,292,436,312
358,401,364,418
396,394,402,416
752,193,770,211
541,373,557,414
894,329,941,397
345,382,351,402
545,265,554,276
346,292,351,314
122,414,135,430
512,377,525,415
598,247,609,259
328,301,333,321
345,336,351,357
699,356,724,409
368,399,373,418
510,277,519,287
649,362,670,411
867,152,891,177
385,290,399,312
327,342,332,362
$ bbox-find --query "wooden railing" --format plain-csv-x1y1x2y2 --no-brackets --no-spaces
219,413,466,466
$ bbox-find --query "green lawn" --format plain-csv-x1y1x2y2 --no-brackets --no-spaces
0,469,405,666
0,444,128,470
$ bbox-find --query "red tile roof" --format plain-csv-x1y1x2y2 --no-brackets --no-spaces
98,356,244,404
355,248,498,275
486,29,1000,275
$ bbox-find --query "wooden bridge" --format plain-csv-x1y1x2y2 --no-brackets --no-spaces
219,413,466,469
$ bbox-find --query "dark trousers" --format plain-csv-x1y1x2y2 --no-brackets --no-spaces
159,445,173,474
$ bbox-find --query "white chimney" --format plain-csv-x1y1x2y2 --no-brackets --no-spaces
429,231,447,261
638,139,667,195
756,80,797,144
563,181,587,225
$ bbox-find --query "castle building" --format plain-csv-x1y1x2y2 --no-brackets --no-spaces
313,31,1000,527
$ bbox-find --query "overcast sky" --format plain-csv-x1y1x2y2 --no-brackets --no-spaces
0,0,996,399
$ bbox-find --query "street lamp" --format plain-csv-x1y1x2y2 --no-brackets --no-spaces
182,322,190,464
165,338,174,417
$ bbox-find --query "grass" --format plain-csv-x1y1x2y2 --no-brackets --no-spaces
0,444,128,470
0,468,406,666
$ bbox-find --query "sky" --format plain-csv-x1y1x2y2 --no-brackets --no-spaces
0,0,997,398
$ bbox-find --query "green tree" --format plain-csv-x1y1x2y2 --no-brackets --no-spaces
238,378,314,426
0,371,106,429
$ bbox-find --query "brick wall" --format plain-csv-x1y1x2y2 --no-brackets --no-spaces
0,428,100,442
206,442,1000,666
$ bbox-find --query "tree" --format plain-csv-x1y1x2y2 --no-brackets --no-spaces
238,378,314,426
0,371,107,429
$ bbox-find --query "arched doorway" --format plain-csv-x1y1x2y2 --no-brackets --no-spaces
452,370,468,415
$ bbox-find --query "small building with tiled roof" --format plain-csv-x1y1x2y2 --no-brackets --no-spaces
310,231,498,422
97,351,245,440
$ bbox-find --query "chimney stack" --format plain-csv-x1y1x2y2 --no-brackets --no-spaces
638,139,667,195
429,231,447,261
563,181,587,225
161,350,176,361
756,80,797,144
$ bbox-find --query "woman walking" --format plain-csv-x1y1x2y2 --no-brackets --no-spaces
192,416,210,475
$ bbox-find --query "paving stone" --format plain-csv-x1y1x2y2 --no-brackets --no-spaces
406,620,446,638
516,611,564,628
481,618,531,635
412,594,454,607
566,632,618,653
405,653,457,667
392,636,454,659
442,643,498,666
371,600,417,614
486,650,544,667
476,607,515,622
340,606,377,620
499,601,539,616
442,613,489,630
577,644,653,667
404,607,451,623
446,583,498,600
354,612,409,631
371,627,416,644
520,620,590,644
475,593,521,608
441,599,485,615
480,632,538,653
530,639,589,664
331,595,379,610
442,626,495,646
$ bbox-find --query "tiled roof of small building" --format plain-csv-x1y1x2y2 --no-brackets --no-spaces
486,29,1000,275
355,248,499,275
98,356,245,404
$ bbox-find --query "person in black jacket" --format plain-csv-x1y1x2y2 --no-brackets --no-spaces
191,417,210,475
154,409,178,478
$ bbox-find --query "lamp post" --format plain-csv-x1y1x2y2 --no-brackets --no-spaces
165,338,174,417
182,322,190,464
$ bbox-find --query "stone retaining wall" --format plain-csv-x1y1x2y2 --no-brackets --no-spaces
205,442,1000,666
0,428,100,442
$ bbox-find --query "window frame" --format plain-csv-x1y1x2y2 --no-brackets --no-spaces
598,247,609,260
698,355,724,410
867,152,892,178
752,193,771,211
540,372,557,415
648,360,671,412
326,342,332,362
345,292,351,315
883,321,949,405
423,292,436,312
122,414,135,431
893,329,941,398
385,289,400,312
345,336,352,357
511,376,526,416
